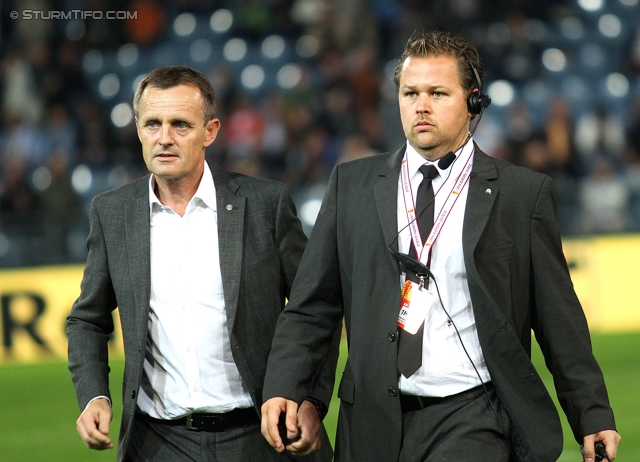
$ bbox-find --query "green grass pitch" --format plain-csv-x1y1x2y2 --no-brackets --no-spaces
0,332,637,461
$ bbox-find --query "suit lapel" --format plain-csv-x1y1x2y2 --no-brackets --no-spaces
210,164,245,335
374,148,404,272
125,177,152,342
462,147,499,274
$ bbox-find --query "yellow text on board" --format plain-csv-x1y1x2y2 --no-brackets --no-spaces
0,265,123,363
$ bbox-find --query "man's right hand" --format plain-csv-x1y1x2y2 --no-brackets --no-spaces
76,398,113,450
261,397,299,452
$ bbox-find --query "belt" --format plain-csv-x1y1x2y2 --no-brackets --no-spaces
400,383,490,413
136,407,260,431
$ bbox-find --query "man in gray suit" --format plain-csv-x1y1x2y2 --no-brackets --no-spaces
67,66,337,462
261,31,620,461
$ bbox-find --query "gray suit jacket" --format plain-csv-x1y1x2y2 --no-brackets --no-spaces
263,146,616,461
67,162,338,461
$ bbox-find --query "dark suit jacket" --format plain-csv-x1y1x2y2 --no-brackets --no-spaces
263,146,616,462
67,162,338,462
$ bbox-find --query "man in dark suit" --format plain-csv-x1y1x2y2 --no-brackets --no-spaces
67,66,337,462
261,31,620,461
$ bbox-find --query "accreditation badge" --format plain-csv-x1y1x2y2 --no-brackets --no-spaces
398,280,437,335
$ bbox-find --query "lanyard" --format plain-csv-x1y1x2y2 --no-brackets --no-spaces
400,144,474,264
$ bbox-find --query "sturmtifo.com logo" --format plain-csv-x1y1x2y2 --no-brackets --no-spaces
10,10,138,20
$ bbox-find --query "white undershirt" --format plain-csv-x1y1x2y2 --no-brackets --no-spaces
137,163,253,419
396,140,491,397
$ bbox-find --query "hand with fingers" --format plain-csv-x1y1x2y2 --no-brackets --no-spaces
285,400,323,455
261,397,299,453
76,398,113,450
580,430,621,462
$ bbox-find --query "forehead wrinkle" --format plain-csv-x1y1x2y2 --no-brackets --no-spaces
401,58,462,93
141,84,203,108
139,92,204,124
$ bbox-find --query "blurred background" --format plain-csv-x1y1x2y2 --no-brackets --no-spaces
0,0,639,461
1,0,640,265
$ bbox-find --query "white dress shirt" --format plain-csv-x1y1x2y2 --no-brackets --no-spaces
137,163,253,419
397,140,491,397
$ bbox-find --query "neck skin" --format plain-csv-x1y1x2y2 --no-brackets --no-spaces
153,159,205,217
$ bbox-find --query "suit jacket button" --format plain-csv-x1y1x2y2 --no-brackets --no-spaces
131,390,136,399
388,387,398,397
388,332,396,342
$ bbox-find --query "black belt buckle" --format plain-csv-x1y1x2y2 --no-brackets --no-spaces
185,413,223,431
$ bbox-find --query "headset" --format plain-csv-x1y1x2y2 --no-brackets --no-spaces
466,58,491,116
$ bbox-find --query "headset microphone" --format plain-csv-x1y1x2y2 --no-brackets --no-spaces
437,152,456,170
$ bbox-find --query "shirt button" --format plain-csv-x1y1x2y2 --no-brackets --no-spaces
388,387,398,397
388,332,396,342
193,386,201,392
186,345,192,351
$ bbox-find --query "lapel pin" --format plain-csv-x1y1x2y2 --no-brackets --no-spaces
226,204,233,210
485,188,492,194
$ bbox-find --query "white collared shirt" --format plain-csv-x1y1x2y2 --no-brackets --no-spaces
137,163,253,419
396,140,491,397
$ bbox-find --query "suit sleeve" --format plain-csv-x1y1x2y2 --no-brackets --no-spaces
66,197,117,411
275,183,307,297
273,182,341,409
530,176,616,441
265,166,344,405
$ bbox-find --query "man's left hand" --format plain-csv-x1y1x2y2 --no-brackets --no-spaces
581,430,621,461
285,400,323,456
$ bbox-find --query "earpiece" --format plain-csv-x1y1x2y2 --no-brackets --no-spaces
466,59,491,115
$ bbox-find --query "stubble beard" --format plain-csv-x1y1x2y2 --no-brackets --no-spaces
409,132,446,161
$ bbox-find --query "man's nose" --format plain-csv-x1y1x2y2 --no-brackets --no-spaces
158,124,174,145
416,94,431,114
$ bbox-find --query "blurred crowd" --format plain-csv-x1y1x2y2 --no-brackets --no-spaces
2,0,640,267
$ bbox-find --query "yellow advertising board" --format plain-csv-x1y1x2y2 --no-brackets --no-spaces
0,265,123,363
0,234,639,364
562,234,640,332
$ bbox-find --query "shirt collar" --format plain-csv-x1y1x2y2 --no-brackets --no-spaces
148,162,217,217
404,142,438,181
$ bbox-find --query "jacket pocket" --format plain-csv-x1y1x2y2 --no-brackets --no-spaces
337,374,355,405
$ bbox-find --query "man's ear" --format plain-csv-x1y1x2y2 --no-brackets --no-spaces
204,118,221,147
